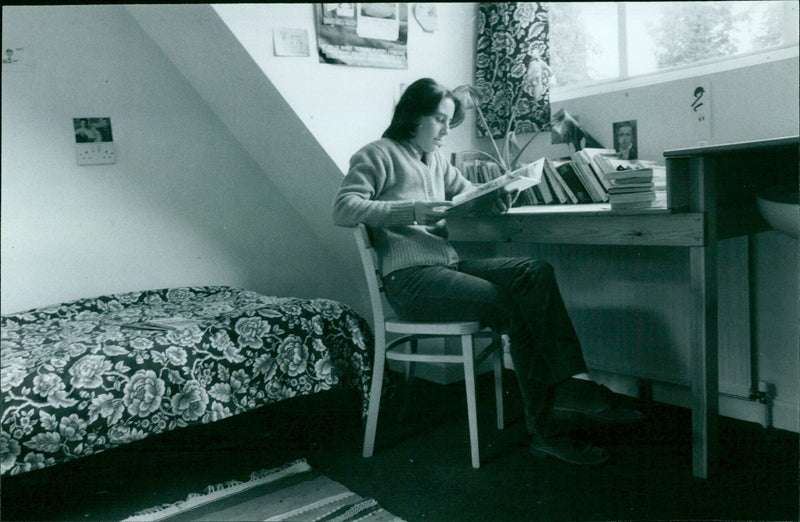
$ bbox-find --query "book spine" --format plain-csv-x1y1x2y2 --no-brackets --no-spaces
487,162,504,180
590,160,613,191
462,161,477,183
531,185,544,205
543,164,568,203
536,171,554,203
608,191,657,203
519,187,537,206
475,167,505,194
556,162,592,203
574,152,607,202
570,153,600,202
477,163,492,184
547,160,578,203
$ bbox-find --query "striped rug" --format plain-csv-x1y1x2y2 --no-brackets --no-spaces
122,459,403,521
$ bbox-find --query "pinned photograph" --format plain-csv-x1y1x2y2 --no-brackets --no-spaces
274,28,310,57
321,3,356,26
2,45,33,71
356,3,400,41
74,117,113,143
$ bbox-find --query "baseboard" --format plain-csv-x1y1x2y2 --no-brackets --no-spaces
646,379,799,433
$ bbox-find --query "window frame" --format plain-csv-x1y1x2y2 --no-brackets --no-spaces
550,2,800,103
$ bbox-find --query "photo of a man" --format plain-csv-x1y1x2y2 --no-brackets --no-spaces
613,120,638,160
73,117,113,143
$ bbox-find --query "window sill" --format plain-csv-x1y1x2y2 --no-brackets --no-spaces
551,45,799,103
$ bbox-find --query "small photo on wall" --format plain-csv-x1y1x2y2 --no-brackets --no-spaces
73,117,113,143
274,28,310,57
613,120,637,160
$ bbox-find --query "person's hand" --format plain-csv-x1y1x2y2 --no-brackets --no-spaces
414,200,453,225
488,188,519,215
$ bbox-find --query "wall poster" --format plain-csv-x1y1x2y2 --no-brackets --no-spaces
315,3,408,69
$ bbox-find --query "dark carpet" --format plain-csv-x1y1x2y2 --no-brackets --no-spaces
2,370,797,521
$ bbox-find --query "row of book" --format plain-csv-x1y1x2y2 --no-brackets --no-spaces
456,148,667,212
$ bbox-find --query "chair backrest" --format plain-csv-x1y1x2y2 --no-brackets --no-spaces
353,224,389,329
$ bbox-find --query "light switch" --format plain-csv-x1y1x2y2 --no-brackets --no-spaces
76,142,116,165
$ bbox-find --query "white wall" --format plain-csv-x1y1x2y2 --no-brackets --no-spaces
212,3,479,174
1,5,353,313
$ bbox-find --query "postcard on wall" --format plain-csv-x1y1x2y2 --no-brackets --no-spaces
2,44,34,72
321,3,356,26
73,118,113,143
315,3,408,69
73,117,116,165
356,3,400,41
274,28,310,57
612,120,638,160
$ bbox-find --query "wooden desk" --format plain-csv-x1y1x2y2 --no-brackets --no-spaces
448,136,799,478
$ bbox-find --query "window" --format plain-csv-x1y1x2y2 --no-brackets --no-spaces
548,1,799,98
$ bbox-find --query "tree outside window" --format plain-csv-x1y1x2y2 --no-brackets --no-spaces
548,1,798,90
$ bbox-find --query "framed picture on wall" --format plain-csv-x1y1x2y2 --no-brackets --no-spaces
613,120,638,160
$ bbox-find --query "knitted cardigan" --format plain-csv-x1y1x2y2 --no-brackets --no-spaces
332,138,473,276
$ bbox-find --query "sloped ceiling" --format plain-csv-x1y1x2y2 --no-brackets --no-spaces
125,4,369,319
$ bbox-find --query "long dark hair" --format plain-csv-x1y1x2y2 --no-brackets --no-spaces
382,78,465,140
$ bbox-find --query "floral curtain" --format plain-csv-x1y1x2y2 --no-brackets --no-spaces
475,2,551,139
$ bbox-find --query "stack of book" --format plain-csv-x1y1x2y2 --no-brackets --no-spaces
604,165,667,211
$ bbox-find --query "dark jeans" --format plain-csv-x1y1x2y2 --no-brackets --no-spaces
383,257,588,433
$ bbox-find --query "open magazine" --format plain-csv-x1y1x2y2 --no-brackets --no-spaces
447,158,544,217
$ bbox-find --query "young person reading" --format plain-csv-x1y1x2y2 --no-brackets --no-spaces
333,78,643,465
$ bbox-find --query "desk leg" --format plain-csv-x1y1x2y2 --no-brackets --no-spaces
690,244,719,478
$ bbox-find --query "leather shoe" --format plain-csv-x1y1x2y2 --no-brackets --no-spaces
553,378,645,424
530,433,609,465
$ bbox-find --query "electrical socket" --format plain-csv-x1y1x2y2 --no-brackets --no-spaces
76,142,116,165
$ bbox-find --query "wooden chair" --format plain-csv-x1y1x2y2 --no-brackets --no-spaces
354,224,505,468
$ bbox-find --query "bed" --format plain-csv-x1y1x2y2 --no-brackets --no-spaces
0,286,373,477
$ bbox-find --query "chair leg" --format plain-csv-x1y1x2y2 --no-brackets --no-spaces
403,338,417,385
462,334,480,468
363,334,387,458
493,343,504,430
400,338,417,419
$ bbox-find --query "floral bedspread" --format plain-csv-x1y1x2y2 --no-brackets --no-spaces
0,286,373,477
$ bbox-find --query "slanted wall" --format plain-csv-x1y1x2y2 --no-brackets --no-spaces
126,4,369,318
